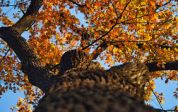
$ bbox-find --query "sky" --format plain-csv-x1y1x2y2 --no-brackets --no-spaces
150,78,177,110
0,1,177,112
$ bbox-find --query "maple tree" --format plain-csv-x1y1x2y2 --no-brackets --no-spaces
0,0,177,112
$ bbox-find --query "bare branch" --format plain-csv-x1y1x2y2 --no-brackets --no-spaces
151,89,164,110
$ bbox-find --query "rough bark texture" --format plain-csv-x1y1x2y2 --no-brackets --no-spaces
34,62,155,112
49,62,150,101
35,86,156,112
0,0,177,112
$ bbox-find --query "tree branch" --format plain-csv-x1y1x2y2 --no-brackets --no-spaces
0,0,43,66
0,27,38,63
156,0,172,10
0,0,56,93
0,26,54,93
110,40,177,50
146,60,178,72
12,0,43,34
82,0,131,50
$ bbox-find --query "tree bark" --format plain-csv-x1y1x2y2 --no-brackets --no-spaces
34,85,156,112
34,62,157,112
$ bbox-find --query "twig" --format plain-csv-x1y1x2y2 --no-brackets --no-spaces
151,89,164,110
82,0,131,50
156,0,172,10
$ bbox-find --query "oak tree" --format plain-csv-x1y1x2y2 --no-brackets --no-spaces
0,0,177,112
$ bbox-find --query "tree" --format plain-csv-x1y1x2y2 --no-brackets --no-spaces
0,0,177,111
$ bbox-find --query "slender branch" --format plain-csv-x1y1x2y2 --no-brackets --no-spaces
151,89,164,110
119,0,131,19
110,1,119,17
82,0,131,50
156,0,172,10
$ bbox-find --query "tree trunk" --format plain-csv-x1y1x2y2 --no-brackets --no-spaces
34,85,155,112
34,62,156,112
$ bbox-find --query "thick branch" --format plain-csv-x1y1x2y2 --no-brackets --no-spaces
110,41,177,50
0,27,37,63
12,0,43,34
0,0,56,93
0,0,43,62
146,60,178,72
0,27,55,92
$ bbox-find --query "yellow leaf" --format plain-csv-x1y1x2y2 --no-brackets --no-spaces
165,24,171,29
144,34,152,41
121,0,126,3
113,48,118,53
138,29,145,35
141,1,146,6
